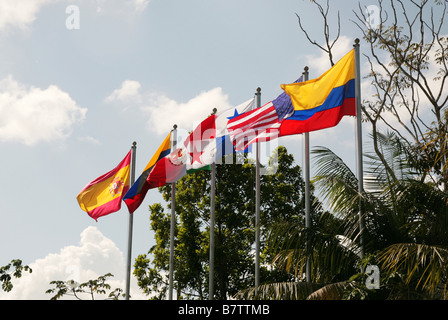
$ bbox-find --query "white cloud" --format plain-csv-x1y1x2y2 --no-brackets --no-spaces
0,226,144,300
77,136,102,145
143,87,232,135
105,80,232,135
105,80,142,104
127,0,150,13
0,75,87,145
0,0,150,32
0,0,53,31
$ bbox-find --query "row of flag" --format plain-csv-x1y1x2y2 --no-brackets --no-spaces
76,49,357,221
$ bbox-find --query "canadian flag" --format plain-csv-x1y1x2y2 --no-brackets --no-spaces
184,113,217,170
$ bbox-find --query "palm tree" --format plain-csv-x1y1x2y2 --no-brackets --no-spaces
237,131,448,300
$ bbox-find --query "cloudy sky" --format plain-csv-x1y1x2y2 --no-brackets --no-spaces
0,0,383,299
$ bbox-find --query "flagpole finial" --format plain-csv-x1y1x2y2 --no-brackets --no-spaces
132,141,137,147
354,38,360,46
304,66,309,72
173,124,177,130
212,108,217,114
256,87,261,95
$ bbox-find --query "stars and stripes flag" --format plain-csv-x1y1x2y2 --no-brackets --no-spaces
227,77,302,151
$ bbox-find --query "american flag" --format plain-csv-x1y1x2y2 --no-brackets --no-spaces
227,76,302,151
226,101,280,151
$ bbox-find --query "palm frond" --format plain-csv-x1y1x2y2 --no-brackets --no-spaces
311,146,386,247
234,281,323,300
267,215,360,284
312,146,360,214
378,243,448,297
364,131,420,202
365,131,413,182
307,281,356,300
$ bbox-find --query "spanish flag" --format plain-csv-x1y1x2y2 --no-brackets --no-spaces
77,150,131,221
280,49,356,135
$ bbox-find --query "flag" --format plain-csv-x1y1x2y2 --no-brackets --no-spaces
164,98,255,171
184,113,217,170
123,133,174,214
227,78,301,151
181,98,255,167
77,150,131,221
213,98,255,158
123,98,256,214
280,49,356,136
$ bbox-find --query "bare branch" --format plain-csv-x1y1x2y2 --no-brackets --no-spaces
295,0,341,66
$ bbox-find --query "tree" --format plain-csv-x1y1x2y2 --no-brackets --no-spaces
242,0,448,300
296,0,340,67
46,273,125,300
352,0,448,188
134,146,323,299
313,132,448,299
0,259,32,293
246,131,448,299
298,0,448,186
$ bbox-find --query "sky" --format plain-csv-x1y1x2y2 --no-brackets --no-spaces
0,0,396,300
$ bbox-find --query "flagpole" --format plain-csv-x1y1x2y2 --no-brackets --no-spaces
254,87,261,294
168,125,177,300
209,108,217,300
125,141,137,300
209,163,216,300
302,67,312,283
354,38,365,261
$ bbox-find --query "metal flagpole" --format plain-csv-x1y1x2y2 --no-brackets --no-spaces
209,162,216,300
254,87,261,293
168,124,177,300
303,67,311,283
354,38,365,261
125,141,137,300
209,108,217,300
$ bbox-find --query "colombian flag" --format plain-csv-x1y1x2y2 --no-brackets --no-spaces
77,150,131,221
123,133,178,214
280,49,356,135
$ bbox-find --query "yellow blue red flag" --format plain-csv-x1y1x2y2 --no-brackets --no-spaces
123,133,179,214
280,49,356,135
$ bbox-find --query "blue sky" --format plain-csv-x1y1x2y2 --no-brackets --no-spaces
0,0,375,299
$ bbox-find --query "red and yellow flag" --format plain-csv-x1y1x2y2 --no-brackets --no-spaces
77,150,131,221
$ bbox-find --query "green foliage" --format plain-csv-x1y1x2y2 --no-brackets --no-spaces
250,124,448,300
261,0,448,300
134,146,320,299
0,259,32,293
46,273,125,300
